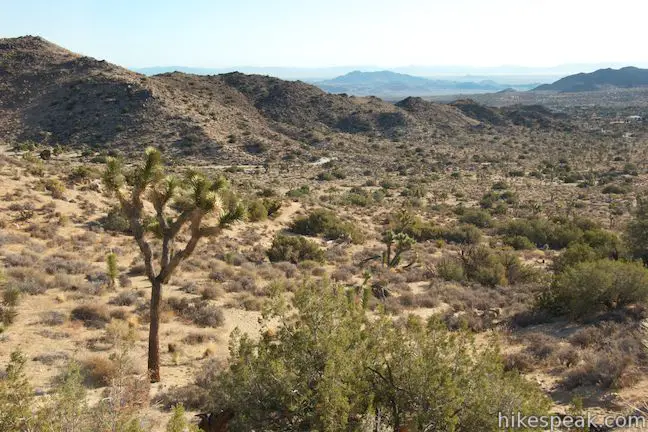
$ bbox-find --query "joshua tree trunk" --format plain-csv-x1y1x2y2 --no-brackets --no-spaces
148,279,162,382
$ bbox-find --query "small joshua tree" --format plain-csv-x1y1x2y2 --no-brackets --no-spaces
381,230,416,268
106,252,118,289
102,148,244,382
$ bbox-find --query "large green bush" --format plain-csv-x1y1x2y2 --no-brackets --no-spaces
267,234,324,264
545,260,648,319
203,281,549,431
291,209,365,244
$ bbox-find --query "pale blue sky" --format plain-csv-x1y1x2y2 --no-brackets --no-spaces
2,0,647,68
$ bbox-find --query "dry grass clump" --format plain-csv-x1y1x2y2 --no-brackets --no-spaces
562,351,639,390
43,253,92,275
33,351,69,366
6,266,55,294
109,290,144,306
71,304,111,328
39,311,66,326
200,285,224,300
182,332,216,345
166,297,225,328
82,355,118,387
504,351,537,373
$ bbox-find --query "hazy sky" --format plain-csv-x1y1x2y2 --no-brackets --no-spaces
2,0,647,68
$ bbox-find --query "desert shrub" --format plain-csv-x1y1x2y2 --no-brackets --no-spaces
331,267,354,282
109,290,142,306
167,297,225,327
247,200,268,222
2,252,40,268
480,190,517,210
625,198,648,264
461,246,507,287
43,254,91,275
6,267,54,294
552,242,599,273
500,217,583,250
44,178,66,199
0,351,34,431
491,181,509,190
342,187,374,207
523,333,557,361
39,311,66,326
200,285,223,300
290,209,364,244
82,355,117,387
435,224,482,245
602,184,629,195
436,257,465,282
499,253,538,285
562,352,637,390
118,274,132,288
263,198,282,218
286,185,310,198
267,235,324,264
71,304,111,328
458,208,492,228
2,286,20,308
203,281,549,431
504,352,536,373
543,260,648,319
503,235,535,250
100,207,131,233
155,385,210,412
32,351,69,366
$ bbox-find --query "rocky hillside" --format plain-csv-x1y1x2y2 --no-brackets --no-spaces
535,66,648,92
0,36,573,164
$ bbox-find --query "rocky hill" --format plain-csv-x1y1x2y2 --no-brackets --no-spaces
0,36,574,164
535,66,648,92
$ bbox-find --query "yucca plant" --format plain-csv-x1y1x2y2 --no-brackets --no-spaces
102,148,245,382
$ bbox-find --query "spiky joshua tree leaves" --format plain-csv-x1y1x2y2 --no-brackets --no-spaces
102,148,244,382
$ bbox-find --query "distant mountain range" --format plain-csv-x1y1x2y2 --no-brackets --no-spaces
314,70,540,98
535,66,648,92
133,63,638,81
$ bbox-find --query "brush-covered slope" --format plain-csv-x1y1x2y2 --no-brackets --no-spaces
0,36,568,163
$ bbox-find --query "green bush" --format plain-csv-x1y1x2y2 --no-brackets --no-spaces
499,217,583,250
436,224,482,245
602,184,629,195
203,281,549,431
290,209,364,244
247,200,268,222
100,207,131,233
504,235,536,250
44,178,66,199
552,242,599,273
458,208,492,228
545,260,648,319
625,198,648,264
436,257,465,281
462,246,507,287
286,185,310,198
267,235,324,264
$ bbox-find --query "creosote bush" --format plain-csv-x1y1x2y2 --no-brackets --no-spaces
290,209,365,244
541,259,648,319
267,234,325,264
203,280,549,431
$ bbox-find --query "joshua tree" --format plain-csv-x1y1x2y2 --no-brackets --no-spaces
381,230,416,268
102,148,244,382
